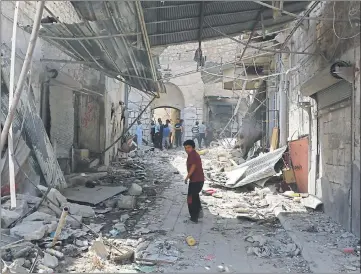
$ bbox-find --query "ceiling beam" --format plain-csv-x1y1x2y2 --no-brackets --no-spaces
198,1,206,48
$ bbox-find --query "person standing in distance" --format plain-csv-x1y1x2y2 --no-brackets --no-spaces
174,118,182,148
135,120,143,149
198,121,207,149
191,121,200,148
183,139,204,223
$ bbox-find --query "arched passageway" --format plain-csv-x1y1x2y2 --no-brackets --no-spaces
152,82,185,112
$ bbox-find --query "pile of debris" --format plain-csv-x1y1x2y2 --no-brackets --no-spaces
1,149,173,273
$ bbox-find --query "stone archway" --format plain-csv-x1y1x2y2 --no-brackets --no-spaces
152,82,185,111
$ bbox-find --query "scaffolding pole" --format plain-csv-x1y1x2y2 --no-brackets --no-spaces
7,1,20,208
0,1,45,153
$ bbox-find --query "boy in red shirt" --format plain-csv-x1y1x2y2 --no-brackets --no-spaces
183,140,204,223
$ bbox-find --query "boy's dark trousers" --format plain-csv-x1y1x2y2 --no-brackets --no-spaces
187,182,204,220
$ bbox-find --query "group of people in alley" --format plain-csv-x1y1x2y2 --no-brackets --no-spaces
135,118,211,150
134,119,206,223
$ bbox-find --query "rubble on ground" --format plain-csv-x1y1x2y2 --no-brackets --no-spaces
1,144,359,273
0,148,175,273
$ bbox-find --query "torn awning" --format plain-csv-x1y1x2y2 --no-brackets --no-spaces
38,1,165,95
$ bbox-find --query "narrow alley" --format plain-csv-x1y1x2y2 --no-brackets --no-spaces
1,0,360,273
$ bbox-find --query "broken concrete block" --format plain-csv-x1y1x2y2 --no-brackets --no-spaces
90,237,109,260
22,212,56,223
97,165,108,172
66,172,108,186
113,223,127,233
37,205,61,217
120,214,130,222
16,194,42,205
10,221,48,241
7,259,29,273
2,199,29,217
38,185,67,206
1,209,21,228
47,221,58,233
117,195,136,209
66,203,95,218
45,249,64,259
128,183,142,196
65,215,82,228
89,158,100,168
42,253,58,268
13,246,33,259
111,246,134,264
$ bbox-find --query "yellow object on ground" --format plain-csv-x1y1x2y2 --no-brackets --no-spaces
196,149,208,155
186,236,196,246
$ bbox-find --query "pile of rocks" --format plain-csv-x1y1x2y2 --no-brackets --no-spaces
1,148,177,273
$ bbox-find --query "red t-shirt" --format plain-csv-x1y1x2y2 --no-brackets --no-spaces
187,150,204,182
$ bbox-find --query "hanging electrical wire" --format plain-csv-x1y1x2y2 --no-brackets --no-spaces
332,1,361,40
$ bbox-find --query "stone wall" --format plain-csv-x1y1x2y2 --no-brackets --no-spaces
158,38,239,141
127,88,152,144
283,1,360,236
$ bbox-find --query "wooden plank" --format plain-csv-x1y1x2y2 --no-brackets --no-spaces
270,127,279,151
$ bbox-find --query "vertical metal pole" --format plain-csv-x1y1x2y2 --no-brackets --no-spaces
279,54,287,146
8,2,20,208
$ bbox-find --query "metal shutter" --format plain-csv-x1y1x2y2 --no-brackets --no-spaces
316,80,352,110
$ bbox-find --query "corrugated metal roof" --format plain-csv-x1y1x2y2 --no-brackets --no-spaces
143,1,309,47
37,1,309,94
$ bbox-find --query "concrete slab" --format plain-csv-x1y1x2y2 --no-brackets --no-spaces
63,185,127,205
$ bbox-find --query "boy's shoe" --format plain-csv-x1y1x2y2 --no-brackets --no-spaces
190,218,198,224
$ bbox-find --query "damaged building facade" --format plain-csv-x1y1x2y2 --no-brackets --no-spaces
0,1,360,273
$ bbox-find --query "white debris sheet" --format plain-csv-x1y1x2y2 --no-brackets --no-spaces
62,185,127,205
223,146,287,188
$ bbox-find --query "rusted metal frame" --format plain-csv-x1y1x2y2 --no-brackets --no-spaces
135,1,162,97
44,7,107,71
145,7,263,25
253,1,359,23
204,20,317,56
80,19,126,79
39,32,140,40
40,7,155,96
86,3,136,84
105,2,147,90
43,6,91,62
